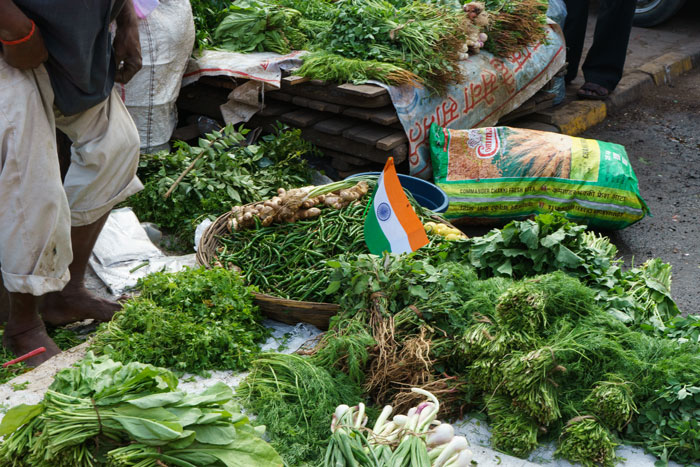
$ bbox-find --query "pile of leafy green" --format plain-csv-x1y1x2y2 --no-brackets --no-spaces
271,0,336,20
323,251,475,339
213,0,308,54
0,353,283,467
91,267,269,374
305,242,698,465
190,0,232,50
312,251,504,407
126,123,318,248
193,0,475,91
191,0,552,90
631,378,700,464
466,211,679,330
236,353,364,466
301,0,471,91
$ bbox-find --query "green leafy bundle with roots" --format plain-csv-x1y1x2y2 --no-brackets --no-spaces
501,347,567,425
482,0,549,57
555,417,618,467
584,380,637,431
486,394,540,458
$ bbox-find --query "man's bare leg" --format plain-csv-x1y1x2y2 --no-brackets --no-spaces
42,213,120,327
3,293,61,367
0,280,9,324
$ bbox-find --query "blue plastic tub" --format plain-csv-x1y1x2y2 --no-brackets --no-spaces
345,172,449,213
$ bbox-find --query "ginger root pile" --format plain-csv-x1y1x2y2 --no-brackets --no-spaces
228,181,369,232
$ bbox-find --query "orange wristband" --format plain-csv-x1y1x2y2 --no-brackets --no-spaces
0,20,36,46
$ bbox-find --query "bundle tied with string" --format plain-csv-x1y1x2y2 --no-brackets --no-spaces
365,294,434,405
313,289,457,417
502,346,566,425
555,416,618,467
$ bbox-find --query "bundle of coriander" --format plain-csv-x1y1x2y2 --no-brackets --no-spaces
90,267,269,374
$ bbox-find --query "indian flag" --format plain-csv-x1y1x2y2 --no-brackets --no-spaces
364,158,429,255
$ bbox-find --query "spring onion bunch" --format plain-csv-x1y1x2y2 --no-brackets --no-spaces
325,388,473,466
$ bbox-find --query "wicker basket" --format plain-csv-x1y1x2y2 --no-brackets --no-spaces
197,209,340,330
196,209,461,330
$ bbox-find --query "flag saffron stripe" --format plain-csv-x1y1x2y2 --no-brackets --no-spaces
381,161,427,251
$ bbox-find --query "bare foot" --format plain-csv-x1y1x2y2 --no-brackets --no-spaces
42,285,121,327
3,325,61,367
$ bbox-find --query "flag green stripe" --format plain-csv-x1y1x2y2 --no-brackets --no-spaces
364,201,391,255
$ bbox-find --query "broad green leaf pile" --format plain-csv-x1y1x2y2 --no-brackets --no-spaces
0,353,283,466
214,0,308,54
91,267,269,374
467,211,679,330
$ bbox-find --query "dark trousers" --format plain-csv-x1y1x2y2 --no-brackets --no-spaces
563,0,636,90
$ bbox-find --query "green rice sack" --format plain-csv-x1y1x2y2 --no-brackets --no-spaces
429,124,649,229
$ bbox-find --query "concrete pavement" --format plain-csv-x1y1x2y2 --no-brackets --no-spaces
515,1,700,135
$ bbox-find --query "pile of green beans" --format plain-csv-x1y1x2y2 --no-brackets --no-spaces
217,202,368,302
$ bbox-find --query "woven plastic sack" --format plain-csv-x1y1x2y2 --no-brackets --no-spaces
119,0,195,152
429,124,649,229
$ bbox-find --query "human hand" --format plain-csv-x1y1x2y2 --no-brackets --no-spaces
113,3,142,84
1,18,49,70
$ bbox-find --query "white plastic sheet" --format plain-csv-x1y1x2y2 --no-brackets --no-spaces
89,208,196,295
182,50,307,88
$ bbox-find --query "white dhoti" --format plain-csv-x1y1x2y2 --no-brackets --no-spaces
0,56,143,295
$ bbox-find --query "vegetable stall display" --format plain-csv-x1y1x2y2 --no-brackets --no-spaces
199,177,464,304
5,165,697,467
304,249,699,466
187,167,696,466
96,185,700,467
